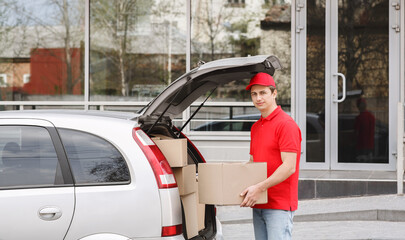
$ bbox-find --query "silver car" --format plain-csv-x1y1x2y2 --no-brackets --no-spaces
0,55,281,240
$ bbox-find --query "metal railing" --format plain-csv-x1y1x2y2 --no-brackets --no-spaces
0,100,265,133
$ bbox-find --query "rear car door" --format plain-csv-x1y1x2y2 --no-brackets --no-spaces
0,119,75,240
59,123,163,239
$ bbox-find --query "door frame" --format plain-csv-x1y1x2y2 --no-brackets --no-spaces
297,0,400,170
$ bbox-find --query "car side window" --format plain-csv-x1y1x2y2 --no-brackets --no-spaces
0,126,63,189
58,129,130,185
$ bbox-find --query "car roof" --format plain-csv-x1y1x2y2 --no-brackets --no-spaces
0,110,141,132
0,110,140,120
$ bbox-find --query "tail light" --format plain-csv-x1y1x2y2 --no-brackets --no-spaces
162,224,182,237
132,127,177,189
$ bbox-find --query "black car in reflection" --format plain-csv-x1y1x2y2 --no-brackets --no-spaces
193,112,388,163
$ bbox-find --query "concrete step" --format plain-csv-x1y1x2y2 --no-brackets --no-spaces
298,170,404,199
294,209,405,222
219,209,405,224
221,221,405,240
216,195,405,224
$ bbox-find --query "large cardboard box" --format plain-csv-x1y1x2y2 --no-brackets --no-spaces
196,189,205,231
172,164,197,196
198,162,268,205
153,138,187,167
181,192,199,238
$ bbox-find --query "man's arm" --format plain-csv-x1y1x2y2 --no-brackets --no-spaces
240,152,297,207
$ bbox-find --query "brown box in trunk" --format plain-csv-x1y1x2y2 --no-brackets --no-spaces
181,192,199,238
172,164,197,196
153,138,188,167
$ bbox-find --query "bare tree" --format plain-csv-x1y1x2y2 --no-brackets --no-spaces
150,0,185,85
306,0,388,113
338,0,388,94
116,0,136,96
92,0,151,96
0,0,30,78
193,0,235,61
57,0,84,94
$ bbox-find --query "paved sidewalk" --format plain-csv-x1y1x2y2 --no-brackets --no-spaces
216,194,405,240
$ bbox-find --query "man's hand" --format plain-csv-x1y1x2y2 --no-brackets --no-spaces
240,152,296,208
240,184,263,207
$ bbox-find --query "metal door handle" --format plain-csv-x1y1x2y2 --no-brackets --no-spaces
38,207,62,221
333,73,346,103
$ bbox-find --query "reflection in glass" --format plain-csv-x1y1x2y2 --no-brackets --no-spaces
0,126,61,188
189,1,291,133
90,0,186,101
59,129,130,184
190,106,258,131
190,104,292,132
191,1,291,104
337,0,388,164
306,0,326,162
0,0,85,104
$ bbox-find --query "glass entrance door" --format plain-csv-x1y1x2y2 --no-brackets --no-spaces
305,0,326,165
303,0,397,170
333,1,389,167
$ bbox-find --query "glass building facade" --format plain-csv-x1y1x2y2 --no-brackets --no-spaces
1,0,403,171
0,0,291,114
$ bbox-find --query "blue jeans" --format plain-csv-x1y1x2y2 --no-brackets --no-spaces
253,208,294,240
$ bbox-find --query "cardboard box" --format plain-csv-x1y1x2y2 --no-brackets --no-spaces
172,164,197,196
151,134,172,140
196,189,205,231
153,138,187,167
198,162,267,205
181,192,199,238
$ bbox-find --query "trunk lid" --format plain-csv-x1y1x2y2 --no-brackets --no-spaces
139,55,282,121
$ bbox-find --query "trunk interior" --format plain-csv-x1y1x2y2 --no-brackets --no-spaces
144,123,217,240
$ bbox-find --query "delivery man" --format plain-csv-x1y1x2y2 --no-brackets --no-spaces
240,72,302,240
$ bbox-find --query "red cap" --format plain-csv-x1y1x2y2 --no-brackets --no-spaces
245,72,276,90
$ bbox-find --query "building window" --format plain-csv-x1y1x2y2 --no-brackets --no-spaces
190,0,291,132
0,0,85,101
227,0,245,7
0,74,7,87
90,0,186,101
23,74,30,84
228,0,245,3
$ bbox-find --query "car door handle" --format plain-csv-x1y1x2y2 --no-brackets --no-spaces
38,207,62,221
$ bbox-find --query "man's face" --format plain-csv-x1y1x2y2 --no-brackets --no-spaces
250,85,277,112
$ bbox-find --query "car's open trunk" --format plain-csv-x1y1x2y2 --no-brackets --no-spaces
137,55,282,239
144,123,217,240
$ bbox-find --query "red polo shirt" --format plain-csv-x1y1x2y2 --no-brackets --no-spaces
250,106,301,211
